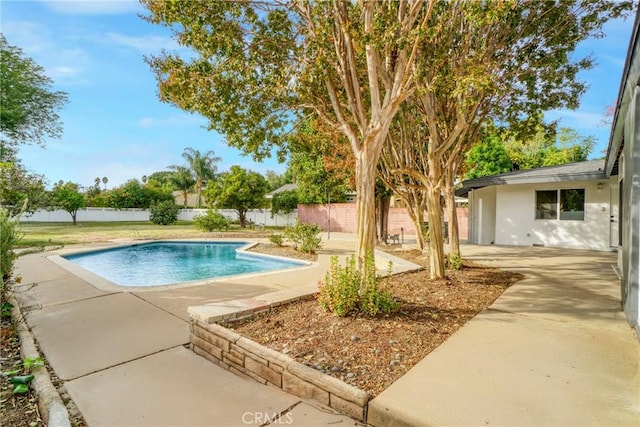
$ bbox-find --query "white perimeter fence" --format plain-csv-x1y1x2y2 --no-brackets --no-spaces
20,207,298,227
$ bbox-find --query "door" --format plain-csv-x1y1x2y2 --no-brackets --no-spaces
610,184,619,247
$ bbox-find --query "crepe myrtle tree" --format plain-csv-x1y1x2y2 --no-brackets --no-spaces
142,0,430,287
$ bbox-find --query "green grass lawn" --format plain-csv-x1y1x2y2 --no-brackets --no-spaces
16,221,272,248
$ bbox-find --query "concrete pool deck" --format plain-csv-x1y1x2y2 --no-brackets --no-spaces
11,235,640,426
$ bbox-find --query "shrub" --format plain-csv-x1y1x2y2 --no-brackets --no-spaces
447,253,463,270
283,222,322,254
317,256,360,316
193,209,230,232
149,200,179,225
1,209,21,283
269,233,284,247
317,254,399,317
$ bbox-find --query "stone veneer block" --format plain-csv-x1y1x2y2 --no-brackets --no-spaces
190,334,223,360
245,356,282,387
330,393,367,421
288,360,369,406
199,321,242,343
192,323,230,353
282,371,330,405
235,337,294,367
222,352,244,368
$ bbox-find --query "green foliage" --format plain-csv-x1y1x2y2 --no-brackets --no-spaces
464,134,512,180
269,233,284,247
271,189,298,215
0,209,19,279
193,209,230,232
318,255,399,317
283,222,322,254
149,200,179,225
179,147,220,208
106,179,173,209
0,145,48,217
264,170,293,192
49,181,86,225
168,165,196,207
1,301,13,317
0,34,68,147
447,254,463,270
203,165,269,228
1,357,43,395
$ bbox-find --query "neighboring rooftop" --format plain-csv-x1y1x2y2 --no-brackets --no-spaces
459,160,607,195
266,183,298,199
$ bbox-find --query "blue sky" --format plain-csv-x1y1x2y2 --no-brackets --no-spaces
1,1,636,188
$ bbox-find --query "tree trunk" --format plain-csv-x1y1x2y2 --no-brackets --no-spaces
355,148,379,284
444,185,460,258
405,200,426,251
238,210,246,228
71,211,77,225
425,186,445,278
377,193,390,244
182,190,188,207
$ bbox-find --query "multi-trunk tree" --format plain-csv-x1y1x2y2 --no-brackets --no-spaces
142,0,431,285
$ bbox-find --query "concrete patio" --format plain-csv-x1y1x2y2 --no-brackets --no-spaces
11,237,640,426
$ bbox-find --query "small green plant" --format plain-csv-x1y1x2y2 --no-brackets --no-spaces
269,233,284,247
1,357,44,394
149,200,179,225
1,209,22,283
193,209,230,232
317,254,399,317
284,222,322,254
1,301,14,317
447,254,463,270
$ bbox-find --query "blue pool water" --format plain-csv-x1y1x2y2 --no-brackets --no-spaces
63,241,304,287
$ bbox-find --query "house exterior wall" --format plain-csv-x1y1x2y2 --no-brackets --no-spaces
468,187,496,245
491,179,615,251
620,87,640,335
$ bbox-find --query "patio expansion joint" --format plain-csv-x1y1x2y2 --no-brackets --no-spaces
63,343,189,382
130,293,189,323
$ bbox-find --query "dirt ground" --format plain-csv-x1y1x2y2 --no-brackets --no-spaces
233,244,522,397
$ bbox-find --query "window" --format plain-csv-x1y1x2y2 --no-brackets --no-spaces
535,189,585,221
559,189,585,220
536,190,557,219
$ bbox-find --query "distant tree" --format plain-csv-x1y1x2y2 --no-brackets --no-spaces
271,190,298,216
147,171,175,188
464,134,513,180
101,176,108,190
168,166,196,207
203,166,268,228
180,147,220,208
107,179,172,209
50,181,85,225
0,34,68,147
94,177,101,189
264,170,292,192
0,145,48,217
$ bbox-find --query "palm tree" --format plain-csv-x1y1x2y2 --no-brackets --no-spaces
181,147,220,208
94,177,101,190
168,166,196,207
101,176,108,190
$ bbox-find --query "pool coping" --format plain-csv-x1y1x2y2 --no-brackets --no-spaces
47,239,315,293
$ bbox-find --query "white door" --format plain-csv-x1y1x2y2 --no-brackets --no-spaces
610,184,619,247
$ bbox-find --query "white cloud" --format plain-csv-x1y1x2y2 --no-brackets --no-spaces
104,32,179,53
40,0,142,15
545,110,609,130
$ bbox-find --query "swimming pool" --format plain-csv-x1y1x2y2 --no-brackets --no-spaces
62,241,306,287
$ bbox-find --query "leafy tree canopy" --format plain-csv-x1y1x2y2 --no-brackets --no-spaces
0,145,47,216
106,179,173,209
0,34,68,147
203,165,269,227
271,189,298,216
50,181,85,225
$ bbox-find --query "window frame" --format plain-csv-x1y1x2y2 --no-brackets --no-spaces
535,188,586,222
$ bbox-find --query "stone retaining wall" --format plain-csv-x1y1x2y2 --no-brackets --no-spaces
190,318,370,422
